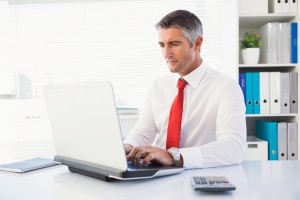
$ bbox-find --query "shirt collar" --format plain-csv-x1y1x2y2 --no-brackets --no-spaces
175,60,208,89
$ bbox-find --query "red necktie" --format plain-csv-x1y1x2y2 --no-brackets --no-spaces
166,79,187,149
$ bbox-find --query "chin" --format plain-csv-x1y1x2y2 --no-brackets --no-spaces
168,66,179,73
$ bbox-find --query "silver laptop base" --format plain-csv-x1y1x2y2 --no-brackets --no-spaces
69,166,115,182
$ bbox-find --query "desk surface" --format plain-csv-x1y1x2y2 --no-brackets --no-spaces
1,161,300,200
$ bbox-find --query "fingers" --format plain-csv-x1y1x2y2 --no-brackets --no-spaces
126,146,174,166
143,153,155,164
124,144,134,155
143,151,173,166
127,146,149,165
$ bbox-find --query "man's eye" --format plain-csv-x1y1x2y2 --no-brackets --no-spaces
171,43,180,46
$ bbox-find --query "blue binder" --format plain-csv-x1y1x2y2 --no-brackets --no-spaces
245,72,253,114
291,22,298,64
239,73,246,104
255,120,278,160
253,72,260,114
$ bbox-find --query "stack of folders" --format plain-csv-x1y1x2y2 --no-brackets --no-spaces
258,22,298,64
256,120,298,160
239,72,298,115
269,0,298,14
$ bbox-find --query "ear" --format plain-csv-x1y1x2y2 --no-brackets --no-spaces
194,36,203,51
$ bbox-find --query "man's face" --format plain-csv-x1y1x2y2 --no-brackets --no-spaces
158,27,202,76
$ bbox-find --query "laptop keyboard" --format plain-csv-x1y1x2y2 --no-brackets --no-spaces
127,161,158,169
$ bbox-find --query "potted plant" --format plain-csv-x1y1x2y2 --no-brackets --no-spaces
240,31,262,64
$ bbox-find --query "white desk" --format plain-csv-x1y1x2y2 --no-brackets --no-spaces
1,161,300,200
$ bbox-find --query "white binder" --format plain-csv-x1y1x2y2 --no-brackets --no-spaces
260,72,270,114
270,72,281,114
289,0,298,14
287,122,298,160
278,122,288,160
280,73,290,114
268,0,283,13
278,23,290,64
259,23,280,64
283,0,290,13
290,72,298,113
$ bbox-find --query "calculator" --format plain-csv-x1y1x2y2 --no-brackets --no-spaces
191,176,236,192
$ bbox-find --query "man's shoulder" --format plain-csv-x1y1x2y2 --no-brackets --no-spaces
205,67,235,84
203,67,243,100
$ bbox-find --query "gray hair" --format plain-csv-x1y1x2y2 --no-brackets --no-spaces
155,10,203,46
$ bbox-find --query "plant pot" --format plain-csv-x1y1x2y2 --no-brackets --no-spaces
242,48,260,64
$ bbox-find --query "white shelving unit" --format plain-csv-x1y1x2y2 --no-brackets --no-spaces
246,114,298,118
239,14,296,28
239,7,300,160
240,64,297,68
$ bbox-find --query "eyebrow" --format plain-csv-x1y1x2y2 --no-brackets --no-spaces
158,40,183,45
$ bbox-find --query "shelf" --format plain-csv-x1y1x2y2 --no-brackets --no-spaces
246,114,297,117
239,64,297,68
239,14,296,28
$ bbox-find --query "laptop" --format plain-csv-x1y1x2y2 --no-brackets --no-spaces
43,81,184,181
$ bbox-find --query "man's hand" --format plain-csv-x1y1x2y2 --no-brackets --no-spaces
124,144,134,155
126,146,174,166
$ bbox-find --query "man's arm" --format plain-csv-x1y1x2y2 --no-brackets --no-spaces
124,87,157,148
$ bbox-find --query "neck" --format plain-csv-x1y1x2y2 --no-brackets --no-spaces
179,57,202,76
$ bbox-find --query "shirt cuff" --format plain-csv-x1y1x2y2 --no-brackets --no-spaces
179,147,204,169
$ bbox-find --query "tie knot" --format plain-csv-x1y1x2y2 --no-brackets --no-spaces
177,79,187,90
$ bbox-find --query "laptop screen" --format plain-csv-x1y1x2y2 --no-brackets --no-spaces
44,81,128,172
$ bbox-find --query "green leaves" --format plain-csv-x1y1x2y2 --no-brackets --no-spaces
240,31,262,49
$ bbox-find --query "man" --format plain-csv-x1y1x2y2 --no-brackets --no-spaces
125,10,246,169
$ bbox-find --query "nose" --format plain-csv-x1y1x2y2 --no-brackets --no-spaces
162,46,173,59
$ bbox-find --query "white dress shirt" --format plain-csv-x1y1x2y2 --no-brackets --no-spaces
124,61,246,169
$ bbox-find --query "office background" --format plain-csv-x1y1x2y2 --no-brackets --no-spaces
0,0,299,164
0,0,238,163
1,1,300,199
